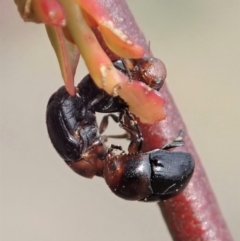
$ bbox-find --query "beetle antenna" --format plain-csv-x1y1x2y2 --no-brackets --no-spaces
148,41,151,55
122,58,133,81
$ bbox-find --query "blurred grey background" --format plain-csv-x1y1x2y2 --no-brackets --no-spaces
1,1,239,240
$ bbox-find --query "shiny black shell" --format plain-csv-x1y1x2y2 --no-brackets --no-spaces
46,86,99,162
145,150,194,201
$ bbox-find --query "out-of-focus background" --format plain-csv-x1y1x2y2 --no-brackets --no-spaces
1,1,239,240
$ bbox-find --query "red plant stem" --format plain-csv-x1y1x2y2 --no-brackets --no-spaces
93,0,234,240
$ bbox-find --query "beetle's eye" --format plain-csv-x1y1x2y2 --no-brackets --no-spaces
152,159,164,167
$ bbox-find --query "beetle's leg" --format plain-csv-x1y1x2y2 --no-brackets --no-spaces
121,58,134,81
118,109,143,153
99,113,129,143
99,109,144,153
162,130,185,150
99,114,120,134
103,133,132,143
110,144,123,151
107,144,126,155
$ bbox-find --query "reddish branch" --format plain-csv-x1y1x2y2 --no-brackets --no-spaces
94,1,233,240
